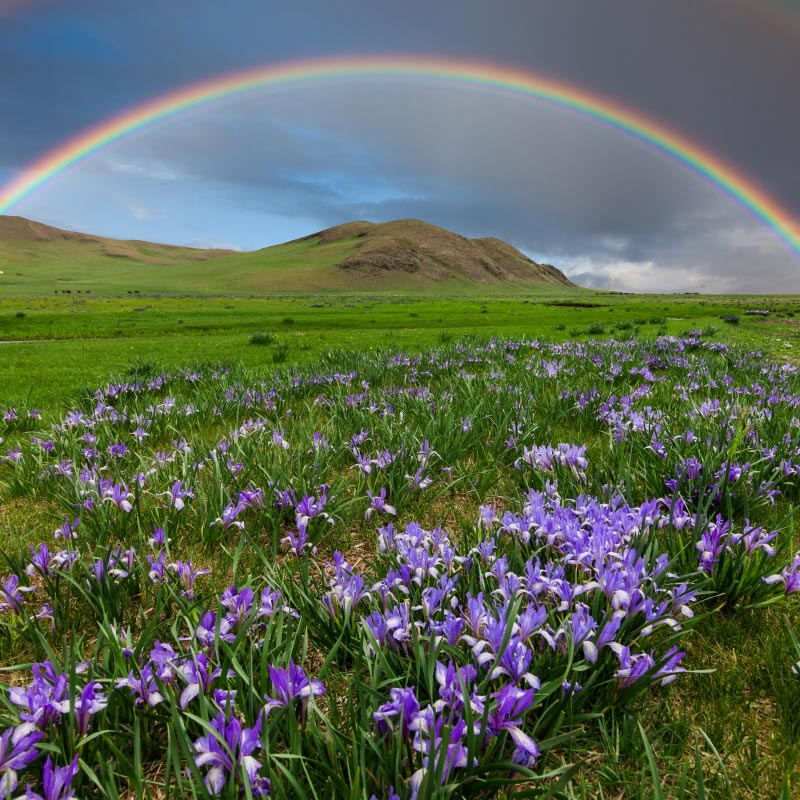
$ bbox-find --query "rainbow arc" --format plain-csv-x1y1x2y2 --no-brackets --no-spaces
0,55,797,255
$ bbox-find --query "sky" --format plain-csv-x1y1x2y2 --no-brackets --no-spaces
1,0,799,292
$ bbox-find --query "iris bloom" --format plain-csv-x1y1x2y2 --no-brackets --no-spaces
102,483,134,513
0,575,34,614
365,488,396,521
164,480,194,511
264,661,325,722
764,553,800,594
373,686,420,740
19,754,79,800
8,663,68,730
487,685,539,767
0,723,42,799
54,681,107,736
192,712,267,796
210,502,245,532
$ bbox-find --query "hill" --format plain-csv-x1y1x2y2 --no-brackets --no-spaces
0,215,577,294
0,215,235,266
290,219,575,288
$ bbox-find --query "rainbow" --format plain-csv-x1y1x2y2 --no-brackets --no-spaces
1,55,798,255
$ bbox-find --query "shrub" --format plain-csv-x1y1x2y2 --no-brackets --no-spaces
272,342,289,363
250,332,276,346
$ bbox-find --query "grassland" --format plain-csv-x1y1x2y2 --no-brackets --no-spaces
0,292,798,409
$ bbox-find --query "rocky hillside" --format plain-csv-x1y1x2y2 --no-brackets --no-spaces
292,218,574,287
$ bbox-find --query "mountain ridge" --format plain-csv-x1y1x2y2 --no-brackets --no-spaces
0,214,577,293
287,218,575,287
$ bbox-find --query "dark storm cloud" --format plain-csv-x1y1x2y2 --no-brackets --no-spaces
88,88,727,243
1,0,798,291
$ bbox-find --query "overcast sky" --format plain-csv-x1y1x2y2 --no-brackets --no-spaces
1,0,799,292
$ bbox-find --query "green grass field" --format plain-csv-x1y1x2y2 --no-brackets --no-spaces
0,292,798,409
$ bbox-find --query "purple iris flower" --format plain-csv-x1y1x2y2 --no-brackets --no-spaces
434,611,465,646
131,427,149,443
179,653,223,709
352,450,373,474
409,713,472,799
264,660,325,722
610,644,655,688
405,468,432,490
5,447,22,464
0,724,42,799
107,442,127,458
149,641,179,683
53,518,79,540
147,552,167,585
696,519,729,573
8,663,68,730
164,480,194,511
311,431,329,451
384,603,414,649
257,586,296,619
26,544,52,578
0,575,35,614
735,523,778,556
271,428,289,450
493,640,541,689
294,487,331,527
654,646,687,685
221,586,256,632
169,560,211,599
211,501,245,532
435,662,484,718
323,553,369,620
108,548,136,581
34,604,55,631
237,485,265,509
273,486,296,510
365,488,396,521
373,687,420,740
19,754,79,800
102,483,134,513
487,684,539,767
764,552,800,594
281,522,316,558
115,665,164,708
54,681,107,736
192,611,218,650
192,711,267,796
148,526,168,550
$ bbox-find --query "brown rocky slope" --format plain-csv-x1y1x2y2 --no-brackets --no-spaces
291,219,575,287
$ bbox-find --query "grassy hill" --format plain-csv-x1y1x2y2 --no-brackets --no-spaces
0,215,576,295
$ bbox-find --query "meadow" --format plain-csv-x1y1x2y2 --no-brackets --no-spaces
0,292,799,798
1,292,798,408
